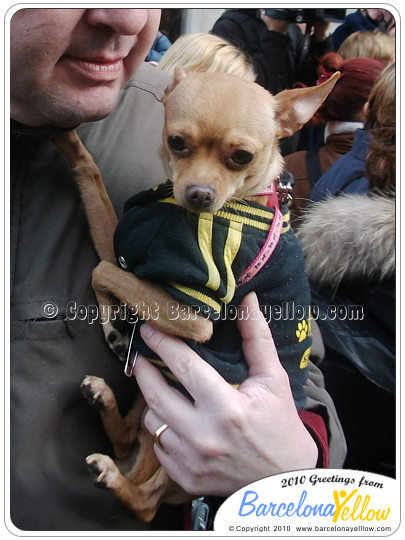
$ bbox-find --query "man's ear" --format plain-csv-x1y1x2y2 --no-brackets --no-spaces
163,67,187,102
274,72,340,138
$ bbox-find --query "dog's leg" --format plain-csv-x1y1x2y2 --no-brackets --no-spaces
86,449,178,522
87,428,189,523
81,376,177,520
81,376,191,519
53,130,118,264
53,131,213,348
93,261,213,343
122,428,191,520
81,375,145,459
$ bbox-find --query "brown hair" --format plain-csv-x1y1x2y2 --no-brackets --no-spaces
365,63,396,192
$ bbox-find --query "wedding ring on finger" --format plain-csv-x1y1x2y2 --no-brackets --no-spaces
153,423,169,452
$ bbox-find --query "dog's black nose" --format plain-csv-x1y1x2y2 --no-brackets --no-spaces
186,185,216,210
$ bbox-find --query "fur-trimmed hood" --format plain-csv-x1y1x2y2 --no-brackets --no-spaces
296,193,395,288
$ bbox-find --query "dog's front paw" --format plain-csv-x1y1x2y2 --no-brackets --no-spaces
86,453,121,489
80,375,116,411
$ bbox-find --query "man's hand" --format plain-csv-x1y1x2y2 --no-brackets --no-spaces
134,292,317,497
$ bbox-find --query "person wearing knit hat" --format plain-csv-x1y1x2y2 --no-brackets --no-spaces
283,52,385,224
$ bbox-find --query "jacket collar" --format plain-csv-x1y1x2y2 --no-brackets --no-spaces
11,119,76,139
10,119,77,159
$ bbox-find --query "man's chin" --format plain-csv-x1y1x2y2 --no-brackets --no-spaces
44,109,109,129
12,83,124,128
47,83,124,127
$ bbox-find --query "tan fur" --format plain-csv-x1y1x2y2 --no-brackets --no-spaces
162,69,340,213
53,70,338,521
53,130,213,343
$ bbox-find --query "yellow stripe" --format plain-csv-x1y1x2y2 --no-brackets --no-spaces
221,222,243,303
149,358,168,368
159,197,179,205
168,281,221,312
222,201,291,222
220,203,290,222
224,201,275,219
215,210,270,231
158,197,289,232
163,371,180,383
198,214,221,291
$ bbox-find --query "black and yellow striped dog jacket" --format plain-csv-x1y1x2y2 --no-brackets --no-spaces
114,181,312,409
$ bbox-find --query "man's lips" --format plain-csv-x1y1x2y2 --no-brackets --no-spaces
60,55,126,82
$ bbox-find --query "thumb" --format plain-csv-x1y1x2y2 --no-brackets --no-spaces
237,292,286,381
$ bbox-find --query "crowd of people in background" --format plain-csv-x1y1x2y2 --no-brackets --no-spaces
9,6,396,533
148,7,396,479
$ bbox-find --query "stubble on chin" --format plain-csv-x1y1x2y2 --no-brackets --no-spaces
14,82,123,128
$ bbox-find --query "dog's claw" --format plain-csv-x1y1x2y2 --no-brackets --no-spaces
86,456,107,488
97,470,106,483
80,376,111,411
85,453,120,490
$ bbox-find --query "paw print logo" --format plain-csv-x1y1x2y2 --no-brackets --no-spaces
296,320,309,342
300,347,311,369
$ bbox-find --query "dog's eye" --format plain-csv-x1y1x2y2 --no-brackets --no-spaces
167,135,189,155
226,150,254,170
232,150,254,165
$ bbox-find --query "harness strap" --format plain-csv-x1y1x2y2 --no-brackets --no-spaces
255,179,280,209
237,206,283,286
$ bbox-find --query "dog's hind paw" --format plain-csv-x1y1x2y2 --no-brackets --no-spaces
80,375,116,411
86,453,121,489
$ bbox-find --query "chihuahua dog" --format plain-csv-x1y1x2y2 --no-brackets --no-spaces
54,68,338,522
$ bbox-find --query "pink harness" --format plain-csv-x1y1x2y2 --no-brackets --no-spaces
237,178,290,286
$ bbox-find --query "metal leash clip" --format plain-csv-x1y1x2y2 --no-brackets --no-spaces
124,320,139,377
191,498,211,531
277,177,293,206
191,496,223,531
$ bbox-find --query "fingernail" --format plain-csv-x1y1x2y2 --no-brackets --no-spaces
242,291,259,309
140,323,154,339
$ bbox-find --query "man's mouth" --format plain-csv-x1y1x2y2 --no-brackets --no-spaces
60,55,126,82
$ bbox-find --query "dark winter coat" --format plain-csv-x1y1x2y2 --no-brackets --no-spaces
10,62,346,532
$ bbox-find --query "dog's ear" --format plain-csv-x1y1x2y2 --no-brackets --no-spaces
163,67,188,102
274,72,340,138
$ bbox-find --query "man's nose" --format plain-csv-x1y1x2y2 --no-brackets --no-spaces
85,9,152,36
